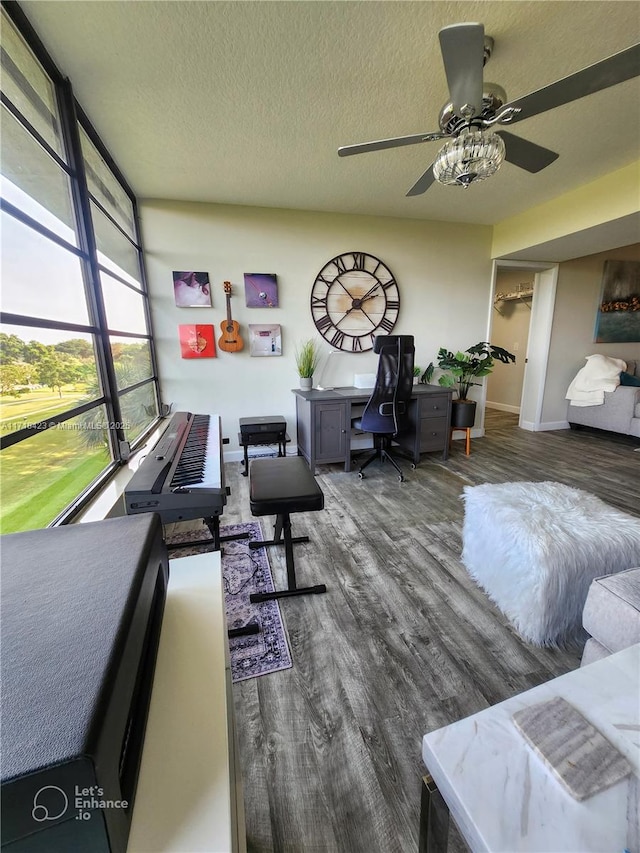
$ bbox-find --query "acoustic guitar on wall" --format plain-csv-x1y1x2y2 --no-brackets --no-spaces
218,281,244,352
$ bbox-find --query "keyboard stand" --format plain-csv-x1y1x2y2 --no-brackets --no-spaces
165,515,249,553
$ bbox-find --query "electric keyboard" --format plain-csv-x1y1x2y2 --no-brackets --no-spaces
124,411,227,525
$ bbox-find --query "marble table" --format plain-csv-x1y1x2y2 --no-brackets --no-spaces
420,643,640,853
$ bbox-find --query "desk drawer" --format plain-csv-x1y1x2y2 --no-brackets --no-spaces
419,395,449,418
419,417,448,451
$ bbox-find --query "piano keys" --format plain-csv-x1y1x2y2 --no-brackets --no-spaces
169,413,222,490
124,412,228,545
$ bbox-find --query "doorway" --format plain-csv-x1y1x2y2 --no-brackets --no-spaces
484,260,559,432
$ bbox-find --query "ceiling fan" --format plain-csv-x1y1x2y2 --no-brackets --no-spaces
338,23,640,195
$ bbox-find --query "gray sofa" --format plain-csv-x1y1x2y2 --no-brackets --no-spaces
581,567,640,665
568,358,640,438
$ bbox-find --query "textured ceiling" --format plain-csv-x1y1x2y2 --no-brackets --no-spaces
18,0,640,228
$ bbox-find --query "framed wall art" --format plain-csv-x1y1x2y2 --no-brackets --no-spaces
179,324,216,358
594,260,640,343
173,271,212,307
249,323,282,357
244,273,279,308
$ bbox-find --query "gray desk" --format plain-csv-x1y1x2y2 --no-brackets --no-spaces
293,385,452,473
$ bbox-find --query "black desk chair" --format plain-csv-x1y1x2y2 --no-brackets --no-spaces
352,334,415,482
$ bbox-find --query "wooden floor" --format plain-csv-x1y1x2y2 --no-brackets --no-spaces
216,412,640,853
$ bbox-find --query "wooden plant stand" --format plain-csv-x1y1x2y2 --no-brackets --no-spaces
449,426,471,456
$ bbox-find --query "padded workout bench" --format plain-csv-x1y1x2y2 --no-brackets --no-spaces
248,456,327,603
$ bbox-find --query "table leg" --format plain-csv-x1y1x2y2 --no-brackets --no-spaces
419,774,450,853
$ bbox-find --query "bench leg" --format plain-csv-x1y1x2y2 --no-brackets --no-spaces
249,512,327,602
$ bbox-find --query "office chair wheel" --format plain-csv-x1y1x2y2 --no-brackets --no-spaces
398,474,405,482
410,463,417,470
358,472,365,479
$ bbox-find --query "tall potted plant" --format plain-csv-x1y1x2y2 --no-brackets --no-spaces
424,342,516,427
295,338,321,390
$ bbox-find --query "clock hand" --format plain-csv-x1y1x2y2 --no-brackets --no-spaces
335,300,380,330
359,281,381,301
338,279,380,303
346,286,382,314
334,287,382,326
335,310,355,327
359,289,382,306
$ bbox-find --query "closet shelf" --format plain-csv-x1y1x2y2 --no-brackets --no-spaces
493,288,534,314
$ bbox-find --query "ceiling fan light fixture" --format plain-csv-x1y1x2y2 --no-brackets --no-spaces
432,129,506,187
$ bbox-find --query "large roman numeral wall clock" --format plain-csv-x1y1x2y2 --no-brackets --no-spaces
310,252,400,352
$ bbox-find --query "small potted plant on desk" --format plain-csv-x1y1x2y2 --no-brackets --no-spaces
424,342,516,428
295,338,321,390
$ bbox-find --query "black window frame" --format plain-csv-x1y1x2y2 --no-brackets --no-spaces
0,0,162,526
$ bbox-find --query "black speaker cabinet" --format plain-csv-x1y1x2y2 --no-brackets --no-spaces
1,514,169,853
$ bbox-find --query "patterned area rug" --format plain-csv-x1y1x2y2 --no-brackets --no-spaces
166,521,292,682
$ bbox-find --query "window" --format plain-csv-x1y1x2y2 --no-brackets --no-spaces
0,4,160,533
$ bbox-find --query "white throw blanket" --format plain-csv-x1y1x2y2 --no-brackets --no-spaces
566,354,626,407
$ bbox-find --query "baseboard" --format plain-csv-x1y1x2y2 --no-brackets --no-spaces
350,436,374,450
521,419,570,432
486,401,520,414
451,427,484,439
224,444,300,464
538,420,570,431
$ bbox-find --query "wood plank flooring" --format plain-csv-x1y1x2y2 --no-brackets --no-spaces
213,413,640,853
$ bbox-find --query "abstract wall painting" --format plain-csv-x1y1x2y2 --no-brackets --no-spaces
249,324,282,357
179,324,216,358
594,260,640,343
173,271,212,307
244,273,279,308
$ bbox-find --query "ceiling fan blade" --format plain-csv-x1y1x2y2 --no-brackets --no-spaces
338,131,446,157
406,165,437,196
504,42,640,124
438,23,485,117
497,131,559,173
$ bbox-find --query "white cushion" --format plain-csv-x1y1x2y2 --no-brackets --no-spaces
580,637,611,666
582,567,640,654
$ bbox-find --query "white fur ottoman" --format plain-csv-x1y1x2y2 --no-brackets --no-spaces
461,481,640,646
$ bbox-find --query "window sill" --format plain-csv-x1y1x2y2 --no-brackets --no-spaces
74,421,169,524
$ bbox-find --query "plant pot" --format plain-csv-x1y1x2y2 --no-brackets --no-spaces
300,376,313,390
451,399,476,428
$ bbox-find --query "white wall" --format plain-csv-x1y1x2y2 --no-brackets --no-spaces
140,201,492,458
541,243,640,425
492,162,640,259
486,269,534,412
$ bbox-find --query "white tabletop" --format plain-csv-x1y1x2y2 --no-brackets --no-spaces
422,643,640,853
128,551,239,853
